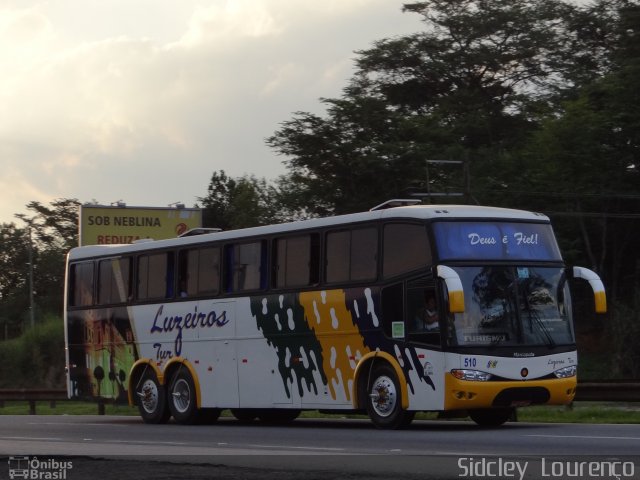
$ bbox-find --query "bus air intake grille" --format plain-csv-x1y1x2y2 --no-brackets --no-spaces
492,387,550,407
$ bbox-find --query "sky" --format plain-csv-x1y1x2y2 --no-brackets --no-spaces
0,0,423,223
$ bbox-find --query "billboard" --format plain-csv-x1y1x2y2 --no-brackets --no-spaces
79,205,202,246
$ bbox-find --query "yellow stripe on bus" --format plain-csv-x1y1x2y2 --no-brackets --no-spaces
299,290,371,402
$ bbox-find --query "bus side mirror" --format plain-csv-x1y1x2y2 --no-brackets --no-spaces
437,265,465,313
571,266,607,314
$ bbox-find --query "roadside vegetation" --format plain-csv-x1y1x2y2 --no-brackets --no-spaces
0,315,65,389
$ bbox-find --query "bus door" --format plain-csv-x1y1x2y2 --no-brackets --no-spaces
404,277,445,410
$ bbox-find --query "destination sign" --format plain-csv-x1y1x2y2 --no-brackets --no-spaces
433,222,562,261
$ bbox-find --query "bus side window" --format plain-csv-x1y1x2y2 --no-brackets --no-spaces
326,227,377,284
199,247,221,295
383,223,431,279
179,247,221,298
97,257,131,305
137,252,173,301
69,261,94,307
274,234,319,288
225,241,266,293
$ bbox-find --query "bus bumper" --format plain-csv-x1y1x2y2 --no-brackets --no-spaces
443,373,577,410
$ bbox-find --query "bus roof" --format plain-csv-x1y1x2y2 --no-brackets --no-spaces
68,204,550,260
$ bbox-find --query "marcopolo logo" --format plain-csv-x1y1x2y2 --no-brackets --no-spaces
8,456,72,479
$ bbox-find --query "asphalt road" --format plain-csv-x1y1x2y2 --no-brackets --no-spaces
0,416,639,479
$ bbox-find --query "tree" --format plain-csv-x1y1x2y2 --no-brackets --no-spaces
516,2,640,300
15,198,80,251
268,0,602,215
269,96,423,215
4,198,82,328
199,171,280,230
0,223,30,337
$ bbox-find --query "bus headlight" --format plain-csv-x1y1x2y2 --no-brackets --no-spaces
553,365,577,378
451,369,493,382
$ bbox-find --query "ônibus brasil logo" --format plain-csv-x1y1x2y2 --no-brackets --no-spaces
8,456,72,479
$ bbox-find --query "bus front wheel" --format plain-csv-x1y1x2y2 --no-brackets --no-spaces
365,364,414,429
136,369,170,424
469,408,514,427
168,369,200,425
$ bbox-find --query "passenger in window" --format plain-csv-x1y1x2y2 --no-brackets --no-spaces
179,279,189,298
416,293,439,332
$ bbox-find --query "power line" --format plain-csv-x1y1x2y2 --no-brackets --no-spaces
545,211,640,219
475,189,640,200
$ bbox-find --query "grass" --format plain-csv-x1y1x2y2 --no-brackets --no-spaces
0,401,136,416
515,402,640,424
1,401,639,423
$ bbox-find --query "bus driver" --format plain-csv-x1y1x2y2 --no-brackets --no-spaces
416,293,439,331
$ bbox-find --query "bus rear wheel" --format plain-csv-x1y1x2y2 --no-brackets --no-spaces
469,408,514,427
365,364,414,429
168,369,200,425
136,369,170,424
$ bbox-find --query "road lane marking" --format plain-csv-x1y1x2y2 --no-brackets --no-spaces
103,440,189,446
29,422,128,427
526,434,640,441
0,436,64,441
245,444,346,452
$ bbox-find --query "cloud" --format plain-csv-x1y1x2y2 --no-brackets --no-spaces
0,0,421,221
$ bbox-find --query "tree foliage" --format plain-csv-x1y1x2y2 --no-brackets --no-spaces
198,170,280,230
15,198,80,251
268,0,619,215
0,223,30,336
0,199,80,337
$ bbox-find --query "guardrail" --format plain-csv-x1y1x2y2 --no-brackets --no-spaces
0,381,638,415
0,389,107,415
575,381,640,402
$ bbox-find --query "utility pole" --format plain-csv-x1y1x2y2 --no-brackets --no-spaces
28,225,35,329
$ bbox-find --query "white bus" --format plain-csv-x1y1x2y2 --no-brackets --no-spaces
64,201,606,428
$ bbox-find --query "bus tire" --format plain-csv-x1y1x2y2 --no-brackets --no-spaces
365,364,414,429
469,408,513,427
168,369,200,425
257,409,301,424
231,409,259,423
136,369,170,424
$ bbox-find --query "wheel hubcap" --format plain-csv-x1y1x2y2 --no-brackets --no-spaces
140,379,158,414
171,378,191,413
369,375,396,417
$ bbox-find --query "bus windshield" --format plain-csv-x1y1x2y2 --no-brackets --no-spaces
446,266,574,348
